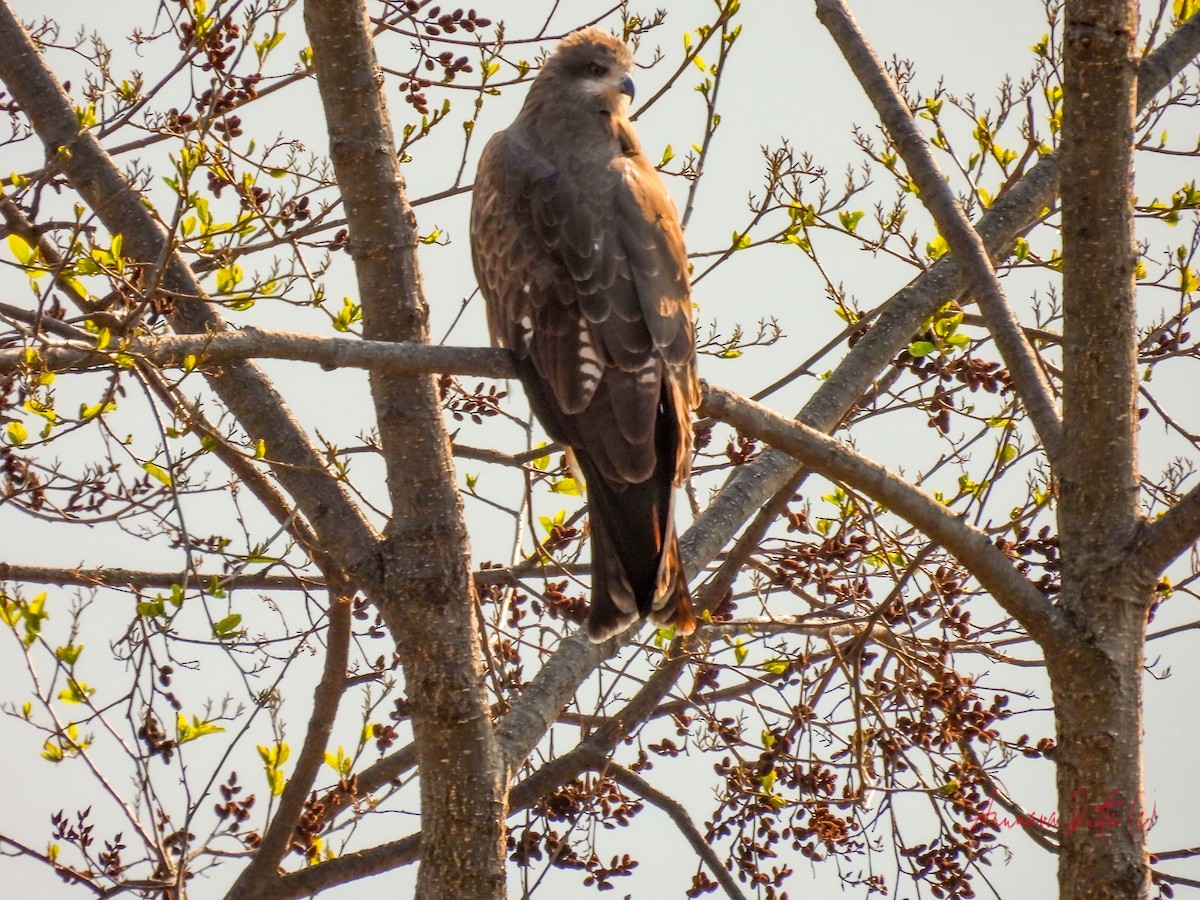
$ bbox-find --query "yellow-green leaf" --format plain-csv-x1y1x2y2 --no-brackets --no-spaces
258,742,290,767
6,421,27,446
324,746,353,776
215,264,243,294
7,232,35,265
530,443,552,471
733,638,748,666
23,400,56,424
61,275,88,300
79,402,116,421
55,643,84,666
177,712,225,744
839,210,865,233
333,297,362,332
762,659,789,676
549,477,581,495
57,678,94,705
759,768,777,793
142,462,173,486
212,613,242,639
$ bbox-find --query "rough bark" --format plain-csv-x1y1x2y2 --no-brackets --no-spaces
301,2,506,898
1054,1,1152,897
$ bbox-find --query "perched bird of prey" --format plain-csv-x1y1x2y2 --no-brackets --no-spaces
470,27,700,642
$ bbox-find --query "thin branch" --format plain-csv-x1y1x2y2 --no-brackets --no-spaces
1151,846,1200,862
814,0,1063,459
0,560,571,594
0,833,108,896
604,762,749,900
231,593,354,897
0,328,514,378
0,562,318,592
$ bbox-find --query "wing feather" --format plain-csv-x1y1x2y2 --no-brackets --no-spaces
471,110,699,639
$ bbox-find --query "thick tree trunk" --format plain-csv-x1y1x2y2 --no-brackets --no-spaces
303,2,506,898
1055,1,1150,897
1048,598,1151,899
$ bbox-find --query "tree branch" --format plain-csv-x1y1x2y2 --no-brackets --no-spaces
700,383,1070,648
603,762,750,900
1138,13,1200,107
267,833,420,900
0,562,319,593
814,0,1063,459
0,328,514,378
0,560,565,595
1135,482,1200,576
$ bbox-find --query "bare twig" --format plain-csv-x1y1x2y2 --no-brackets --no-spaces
604,762,749,900
230,593,353,896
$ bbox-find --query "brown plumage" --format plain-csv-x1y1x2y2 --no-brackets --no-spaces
470,27,700,642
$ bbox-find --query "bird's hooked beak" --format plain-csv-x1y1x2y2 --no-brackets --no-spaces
619,74,636,100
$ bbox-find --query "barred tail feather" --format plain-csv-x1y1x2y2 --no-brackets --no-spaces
578,449,694,643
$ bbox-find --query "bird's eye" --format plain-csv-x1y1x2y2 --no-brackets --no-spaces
588,62,607,77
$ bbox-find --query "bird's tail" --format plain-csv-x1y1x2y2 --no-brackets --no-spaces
578,452,696,643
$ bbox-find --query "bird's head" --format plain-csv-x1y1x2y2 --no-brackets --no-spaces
532,27,636,114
